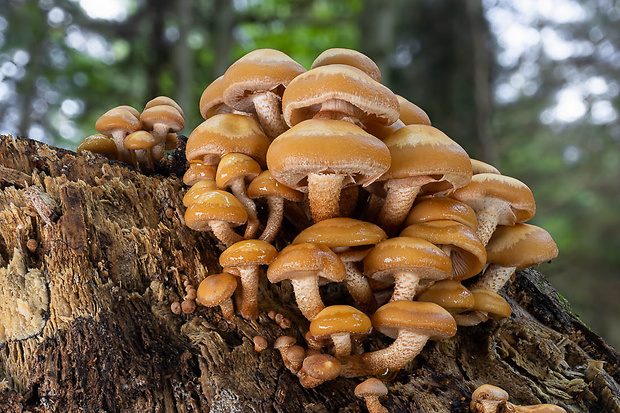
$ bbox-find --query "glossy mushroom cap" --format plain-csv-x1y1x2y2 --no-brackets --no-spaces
144,96,184,119
406,197,478,230
471,158,500,175
267,243,346,285
95,107,141,136
293,218,387,249
396,95,431,126
309,305,372,338
486,223,558,270
116,105,140,119
355,377,388,398
247,170,304,202
200,76,227,119
215,153,262,189
184,190,248,231
183,160,218,186
183,180,218,207
219,239,278,268
454,289,512,326
416,280,475,315
186,114,271,167
282,64,399,127
196,272,238,307
77,134,119,160
266,119,391,191
140,104,185,134
123,130,157,151
311,48,382,82
372,300,457,340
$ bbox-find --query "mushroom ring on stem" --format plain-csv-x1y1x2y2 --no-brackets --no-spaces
340,300,457,377
266,119,391,222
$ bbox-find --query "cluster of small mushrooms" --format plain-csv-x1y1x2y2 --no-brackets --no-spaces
81,48,563,412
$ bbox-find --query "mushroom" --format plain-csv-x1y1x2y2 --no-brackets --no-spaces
253,335,268,353
182,179,218,208
140,101,185,160
450,173,536,246
453,289,512,326
266,119,391,222
416,280,475,316
340,300,457,377
95,106,141,163
311,48,382,82
405,197,478,230
183,160,218,186
297,354,342,388
123,130,157,172
471,158,500,175
511,404,567,412
144,95,185,119
247,170,304,243
363,237,453,302
469,223,558,293
293,217,387,312
282,64,399,128
184,189,248,247
396,95,431,126
219,239,277,319
274,336,304,373
376,124,472,235
309,305,372,363
470,384,510,413
196,272,238,321
77,133,119,160
354,378,389,413
222,49,306,139
215,153,262,238
266,243,346,321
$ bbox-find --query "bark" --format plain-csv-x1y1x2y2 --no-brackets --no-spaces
0,134,619,412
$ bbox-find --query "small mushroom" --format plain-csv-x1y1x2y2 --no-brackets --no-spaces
182,180,218,208
196,272,238,321
471,158,500,175
470,384,510,413
274,336,301,372
405,197,478,230
77,133,119,160
453,289,512,326
253,335,268,353
183,160,218,186
311,48,382,82
140,100,185,160
355,378,389,413
416,280,475,315
123,130,157,172
297,354,342,388
95,106,141,163
396,95,431,126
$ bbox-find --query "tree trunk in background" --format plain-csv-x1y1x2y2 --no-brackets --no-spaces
1,134,620,412
174,0,194,120
146,0,169,99
212,0,236,79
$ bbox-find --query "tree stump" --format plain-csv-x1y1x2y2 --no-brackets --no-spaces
0,134,619,412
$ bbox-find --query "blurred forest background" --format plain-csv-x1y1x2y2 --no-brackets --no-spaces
0,0,618,348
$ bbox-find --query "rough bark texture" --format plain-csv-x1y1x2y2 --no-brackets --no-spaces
0,134,619,412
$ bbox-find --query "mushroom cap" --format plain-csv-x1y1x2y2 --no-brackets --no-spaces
406,197,478,230
247,170,304,202
183,180,218,207
200,76,225,119
355,378,389,398
400,220,486,280
95,107,141,135
471,384,510,410
371,300,457,340
471,158,500,175
144,96,185,119
215,153,262,189
266,119,391,191
311,48,381,82
140,105,185,133
77,133,119,160
222,49,306,112
302,354,342,381
380,125,472,194
267,242,346,284
486,223,558,270
186,114,270,167
273,335,296,350
469,289,512,319
309,305,372,338
219,239,278,268
116,105,141,119
396,95,431,126
416,280,475,314
165,133,180,150
123,130,158,150
184,190,248,230
183,160,218,186
363,237,453,285
282,64,399,127
293,218,387,249
196,272,238,307
451,173,536,224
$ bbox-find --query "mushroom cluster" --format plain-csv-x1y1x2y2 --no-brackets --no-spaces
175,48,560,408
78,96,185,172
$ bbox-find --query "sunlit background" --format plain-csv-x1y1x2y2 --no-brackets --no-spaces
1,0,619,348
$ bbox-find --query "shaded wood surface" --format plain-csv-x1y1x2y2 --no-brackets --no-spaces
0,134,619,412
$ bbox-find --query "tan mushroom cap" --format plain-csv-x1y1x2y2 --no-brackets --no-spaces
470,289,512,319
311,48,382,82
247,170,304,202
215,153,262,189
355,378,388,398
400,220,486,280
116,105,140,119
302,354,342,381
266,119,391,191
406,197,478,230
183,160,218,186
184,190,248,230
371,300,457,340
222,48,306,112
309,305,372,338
95,107,141,135
267,243,346,284
196,272,237,307
165,133,180,151
416,280,475,314
486,223,558,270
380,124,472,193
293,218,387,248
123,130,157,150
471,158,500,175
219,239,277,268
144,96,185,119
363,237,453,285
396,95,431,126
77,134,119,160
282,64,399,127
470,384,510,413
186,114,270,167
200,76,226,119
140,105,185,133
183,180,218,207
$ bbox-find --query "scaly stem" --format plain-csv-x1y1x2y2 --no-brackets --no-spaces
307,173,345,222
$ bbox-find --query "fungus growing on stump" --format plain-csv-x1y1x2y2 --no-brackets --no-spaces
77,133,119,160
95,106,141,163
196,272,238,321
355,378,389,413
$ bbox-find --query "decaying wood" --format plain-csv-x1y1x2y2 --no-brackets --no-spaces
0,134,619,412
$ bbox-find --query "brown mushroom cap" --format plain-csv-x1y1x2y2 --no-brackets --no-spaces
471,158,500,175
200,76,226,119
406,197,478,230
183,179,214,207
309,305,372,338
293,218,387,249
144,96,185,119
183,160,218,186
184,190,248,230
116,105,140,119
196,272,237,307
372,300,457,340
311,48,382,82
186,114,271,167
77,134,119,160
416,280,475,314
140,104,185,134
267,243,346,284
123,130,158,151
470,384,510,413
355,377,389,398
470,289,512,319
247,170,304,202
282,64,399,127
486,223,558,270
215,153,262,189
95,107,141,136
266,119,391,191
396,95,431,126
221,48,306,112
301,354,342,382
219,239,278,268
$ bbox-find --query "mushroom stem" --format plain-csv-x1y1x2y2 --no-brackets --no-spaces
289,276,324,321
208,221,244,247
237,267,260,319
259,197,284,243
453,311,489,326
364,193,385,222
331,332,352,363
307,173,345,222
220,299,235,321
365,397,388,413
469,264,517,293
340,329,428,377
389,271,421,302
228,179,260,239
377,178,425,235
151,123,170,160
339,185,359,217
313,99,363,127
252,91,288,139
475,199,515,246
111,130,133,164
343,261,377,313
